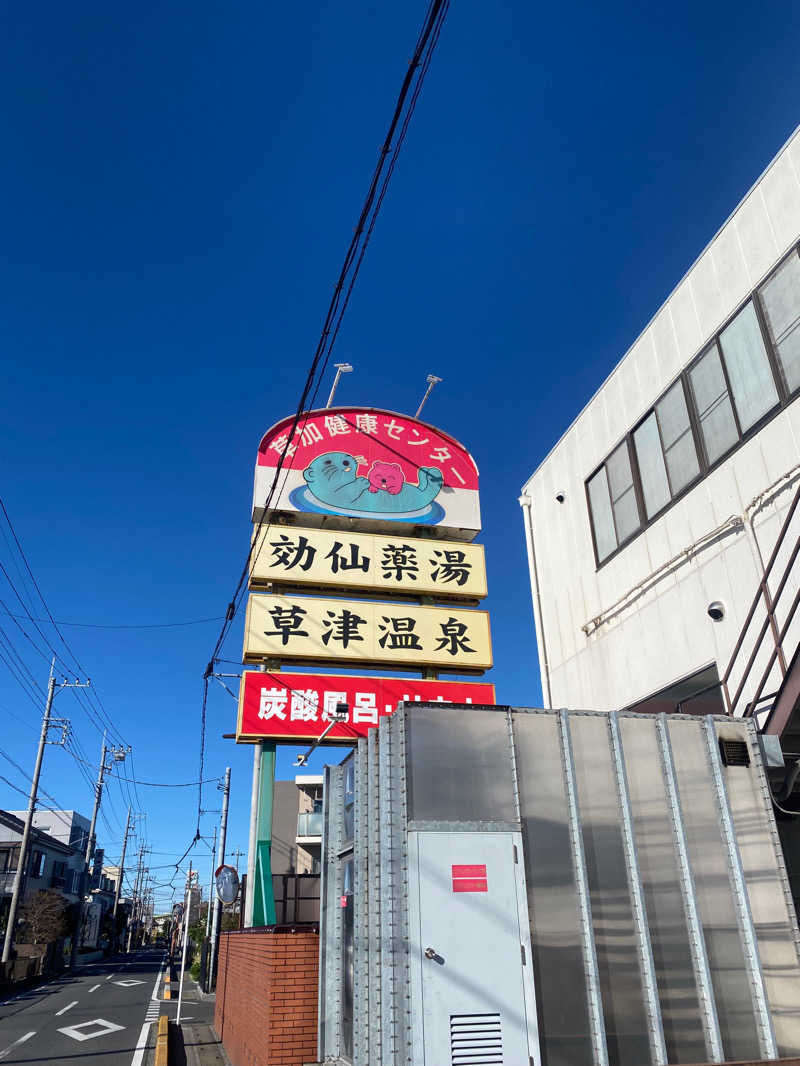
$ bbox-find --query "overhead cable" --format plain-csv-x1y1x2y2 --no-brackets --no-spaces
195,0,451,824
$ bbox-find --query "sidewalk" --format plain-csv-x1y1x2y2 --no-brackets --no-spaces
144,964,231,1066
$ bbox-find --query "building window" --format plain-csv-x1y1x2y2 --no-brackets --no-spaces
586,243,800,567
688,342,739,465
717,300,779,432
588,443,641,563
606,442,640,543
587,468,617,563
759,249,800,394
633,379,703,520
69,825,88,851
29,851,46,878
656,380,701,495
633,414,670,519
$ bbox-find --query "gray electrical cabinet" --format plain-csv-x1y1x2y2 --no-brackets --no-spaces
319,704,800,1066
409,830,537,1064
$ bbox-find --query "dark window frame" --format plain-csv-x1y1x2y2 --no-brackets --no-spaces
755,247,800,396
587,243,800,568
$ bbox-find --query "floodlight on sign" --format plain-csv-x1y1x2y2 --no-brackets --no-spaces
214,864,240,905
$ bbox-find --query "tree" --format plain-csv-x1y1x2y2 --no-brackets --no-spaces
19,890,70,945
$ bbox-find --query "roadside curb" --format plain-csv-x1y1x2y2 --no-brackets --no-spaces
155,1014,169,1066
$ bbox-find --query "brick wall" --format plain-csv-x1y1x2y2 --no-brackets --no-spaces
214,927,319,1066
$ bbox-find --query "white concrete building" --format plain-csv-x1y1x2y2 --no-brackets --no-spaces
520,126,800,723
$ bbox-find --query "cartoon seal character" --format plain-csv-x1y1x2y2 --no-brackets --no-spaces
303,451,443,514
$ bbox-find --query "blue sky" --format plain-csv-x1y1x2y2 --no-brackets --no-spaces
2,0,800,912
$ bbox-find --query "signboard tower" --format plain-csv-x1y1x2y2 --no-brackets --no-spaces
239,406,493,925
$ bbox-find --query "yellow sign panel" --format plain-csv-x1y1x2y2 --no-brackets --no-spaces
243,594,492,673
250,527,487,601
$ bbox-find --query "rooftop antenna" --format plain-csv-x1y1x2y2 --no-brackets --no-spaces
326,363,353,408
414,374,442,419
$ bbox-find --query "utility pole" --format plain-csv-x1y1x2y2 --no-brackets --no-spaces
205,826,217,940
111,807,131,954
112,807,132,923
230,847,245,873
208,767,231,991
70,732,130,968
127,843,145,952
2,660,86,965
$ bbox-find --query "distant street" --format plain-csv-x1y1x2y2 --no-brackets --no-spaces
0,949,165,1066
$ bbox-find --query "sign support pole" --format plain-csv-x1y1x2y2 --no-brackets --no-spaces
244,743,260,928
176,861,192,1026
252,741,276,927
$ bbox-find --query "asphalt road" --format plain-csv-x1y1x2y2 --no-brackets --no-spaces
0,948,166,1066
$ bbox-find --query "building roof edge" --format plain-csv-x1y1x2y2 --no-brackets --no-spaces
522,121,800,493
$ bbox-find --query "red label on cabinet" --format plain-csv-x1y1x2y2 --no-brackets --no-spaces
452,864,488,892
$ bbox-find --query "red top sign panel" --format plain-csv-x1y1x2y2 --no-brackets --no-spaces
252,407,481,540
236,670,496,742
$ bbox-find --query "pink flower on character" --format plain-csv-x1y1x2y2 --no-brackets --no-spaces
367,461,404,495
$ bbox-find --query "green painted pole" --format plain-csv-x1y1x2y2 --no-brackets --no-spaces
252,741,277,926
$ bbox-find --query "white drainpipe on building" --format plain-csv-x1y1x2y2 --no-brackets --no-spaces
519,494,552,708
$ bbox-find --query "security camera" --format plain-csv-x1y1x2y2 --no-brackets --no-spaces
555,491,565,504
707,601,725,622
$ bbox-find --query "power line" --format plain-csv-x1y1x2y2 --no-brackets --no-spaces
0,497,128,748
0,608,225,630
62,746,221,789
195,0,452,820
201,0,451,672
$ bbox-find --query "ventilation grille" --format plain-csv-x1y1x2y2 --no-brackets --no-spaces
719,739,750,767
450,1013,503,1065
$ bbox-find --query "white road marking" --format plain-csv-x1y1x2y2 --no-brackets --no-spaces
58,1018,125,1042
55,1001,79,1016
88,983,101,992
152,959,167,1001
105,974,113,981
129,953,168,1066
129,1021,150,1066
0,1032,36,1061
115,979,144,987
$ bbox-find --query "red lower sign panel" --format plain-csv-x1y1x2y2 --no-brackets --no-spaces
237,670,496,742
452,864,488,893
